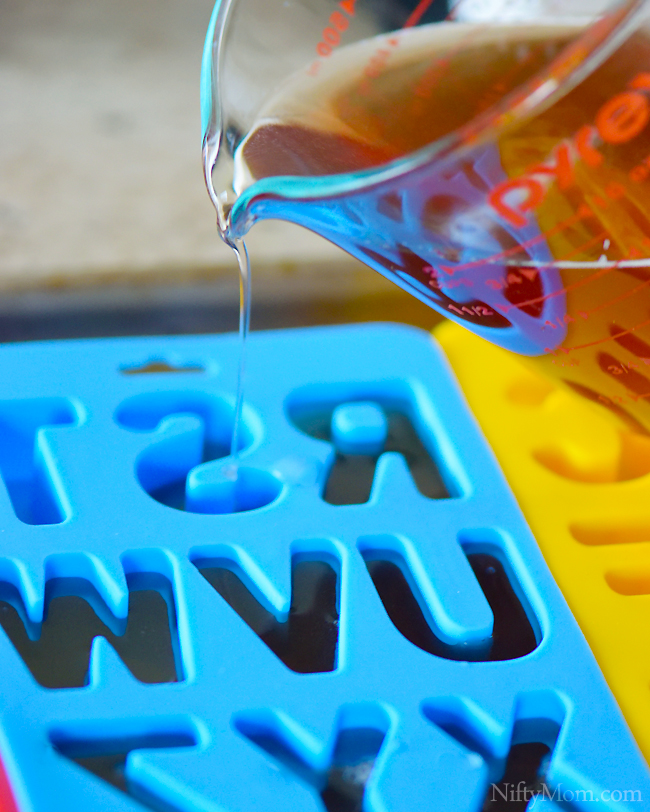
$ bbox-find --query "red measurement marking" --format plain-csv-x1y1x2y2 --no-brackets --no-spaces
551,357,580,366
531,228,610,269
496,232,612,315
500,264,613,315
564,317,650,353
315,0,357,57
585,277,650,319
555,226,613,266
543,312,580,330
439,207,591,277
357,37,401,92
447,303,495,318
594,387,650,406
403,0,437,28
339,0,356,13
476,42,542,113
605,358,650,374
411,23,487,105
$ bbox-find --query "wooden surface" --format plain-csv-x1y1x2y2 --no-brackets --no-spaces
0,0,377,298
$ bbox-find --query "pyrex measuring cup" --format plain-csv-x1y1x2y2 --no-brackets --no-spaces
202,0,650,435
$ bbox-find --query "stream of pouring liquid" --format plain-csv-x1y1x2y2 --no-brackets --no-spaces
203,176,251,478
229,239,251,465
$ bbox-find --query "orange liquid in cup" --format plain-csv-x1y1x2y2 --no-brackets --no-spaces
231,13,650,434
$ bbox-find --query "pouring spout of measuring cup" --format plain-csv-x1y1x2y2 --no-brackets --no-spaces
202,0,650,435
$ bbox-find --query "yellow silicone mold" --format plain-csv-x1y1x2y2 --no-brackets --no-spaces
435,320,650,763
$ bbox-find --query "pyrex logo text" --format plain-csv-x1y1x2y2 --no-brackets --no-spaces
488,72,650,228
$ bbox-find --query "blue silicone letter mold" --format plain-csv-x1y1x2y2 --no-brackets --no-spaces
0,323,645,812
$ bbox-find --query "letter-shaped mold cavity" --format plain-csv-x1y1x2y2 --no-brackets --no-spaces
286,383,454,505
361,533,539,661
120,358,205,375
194,553,339,673
424,692,565,808
50,717,199,808
0,398,79,524
115,391,281,514
0,571,182,688
234,705,389,812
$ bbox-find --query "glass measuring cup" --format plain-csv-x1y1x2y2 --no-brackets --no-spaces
202,0,650,435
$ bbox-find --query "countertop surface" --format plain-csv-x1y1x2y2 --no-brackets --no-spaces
0,0,374,295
